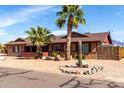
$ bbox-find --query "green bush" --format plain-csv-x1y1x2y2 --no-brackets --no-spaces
74,54,85,59
82,55,85,59
50,52,59,57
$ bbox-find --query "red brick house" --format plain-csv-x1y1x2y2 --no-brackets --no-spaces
5,32,112,59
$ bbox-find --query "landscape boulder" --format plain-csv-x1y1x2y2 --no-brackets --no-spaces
54,55,63,61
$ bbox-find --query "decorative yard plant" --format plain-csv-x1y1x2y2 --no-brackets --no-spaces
56,5,86,60
51,52,59,57
26,26,55,58
77,40,88,68
78,40,83,68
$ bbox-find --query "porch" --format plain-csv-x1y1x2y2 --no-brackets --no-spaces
11,41,99,59
48,41,98,59
20,45,49,57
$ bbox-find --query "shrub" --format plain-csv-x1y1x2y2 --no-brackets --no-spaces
82,55,85,59
74,54,85,59
50,52,59,57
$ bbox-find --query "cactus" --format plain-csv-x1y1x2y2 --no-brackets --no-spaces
78,41,83,68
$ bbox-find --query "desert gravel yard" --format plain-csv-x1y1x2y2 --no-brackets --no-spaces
1,66,124,88
0,56,124,84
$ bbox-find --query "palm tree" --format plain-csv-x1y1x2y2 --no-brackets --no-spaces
55,5,86,60
0,43,4,53
25,26,55,58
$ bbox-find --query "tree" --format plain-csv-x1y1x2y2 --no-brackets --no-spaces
0,43,4,53
25,26,55,58
55,5,86,60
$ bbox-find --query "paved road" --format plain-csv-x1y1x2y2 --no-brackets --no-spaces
0,67,124,88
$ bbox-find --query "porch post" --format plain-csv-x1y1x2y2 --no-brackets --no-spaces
30,46,32,52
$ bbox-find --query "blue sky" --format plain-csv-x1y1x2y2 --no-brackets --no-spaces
0,5,124,44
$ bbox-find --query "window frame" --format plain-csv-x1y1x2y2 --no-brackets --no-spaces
12,46,19,53
53,44,63,52
82,43,90,53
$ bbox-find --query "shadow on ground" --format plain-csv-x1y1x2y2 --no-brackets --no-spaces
59,77,124,88
0,66,124,88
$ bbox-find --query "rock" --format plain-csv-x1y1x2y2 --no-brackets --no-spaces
100,66,104,71
82,64,89,68
83,71,89,75
72,72,75,74
76,71,80,74
91,68,96,74
83,65,104,75
61,69,64,72
76,61,89,68
54,55,63,61
65,71,68,73
59,68,61,70
88,69,92,74
71,71,75,74
83,72,86,75
45,57,53,60
42,56,46,60
80,71,84,74
68,71,71,74
76,62,80,66
65,65,69,67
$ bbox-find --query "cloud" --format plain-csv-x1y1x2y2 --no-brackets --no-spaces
51,30,67,35
50,6,61,12
115,11,122,16
110,30,124,42
51,29,78,35
0,6,55,28
0,29,7,36
0,18,17,28
111,31,124,35
20,6,53,17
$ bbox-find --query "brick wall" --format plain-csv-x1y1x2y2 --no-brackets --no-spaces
20,52,37,57
6,45,24,56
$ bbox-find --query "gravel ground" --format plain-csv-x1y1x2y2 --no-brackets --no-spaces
0,56,124,83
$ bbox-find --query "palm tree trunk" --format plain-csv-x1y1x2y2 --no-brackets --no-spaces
37,46,42,58
65,16,73,60
66,31,71,60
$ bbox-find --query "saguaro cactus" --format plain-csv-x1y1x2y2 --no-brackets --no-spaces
78,40,83,68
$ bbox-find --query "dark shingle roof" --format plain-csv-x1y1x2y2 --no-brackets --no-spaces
84,32,109,42
5,32,110,45
52,32,109,43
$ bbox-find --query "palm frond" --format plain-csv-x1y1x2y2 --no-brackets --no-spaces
56,17,66,28
25,26,55,46
80,18,86,25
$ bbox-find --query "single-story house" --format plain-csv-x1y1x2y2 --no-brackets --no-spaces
4,32,112,59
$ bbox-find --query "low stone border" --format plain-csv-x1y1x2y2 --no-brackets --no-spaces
59,65,78,68
59,65,104,75
59,67,82,75
83,65,104,75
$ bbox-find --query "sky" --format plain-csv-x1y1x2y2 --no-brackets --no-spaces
0,5,124,44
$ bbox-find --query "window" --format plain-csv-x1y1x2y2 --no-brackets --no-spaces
32,46,36,52
42,45,48,52
24,46,36,52
25,46,30,52
82,43,90,53
53,44,63,52
12,46,19,53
